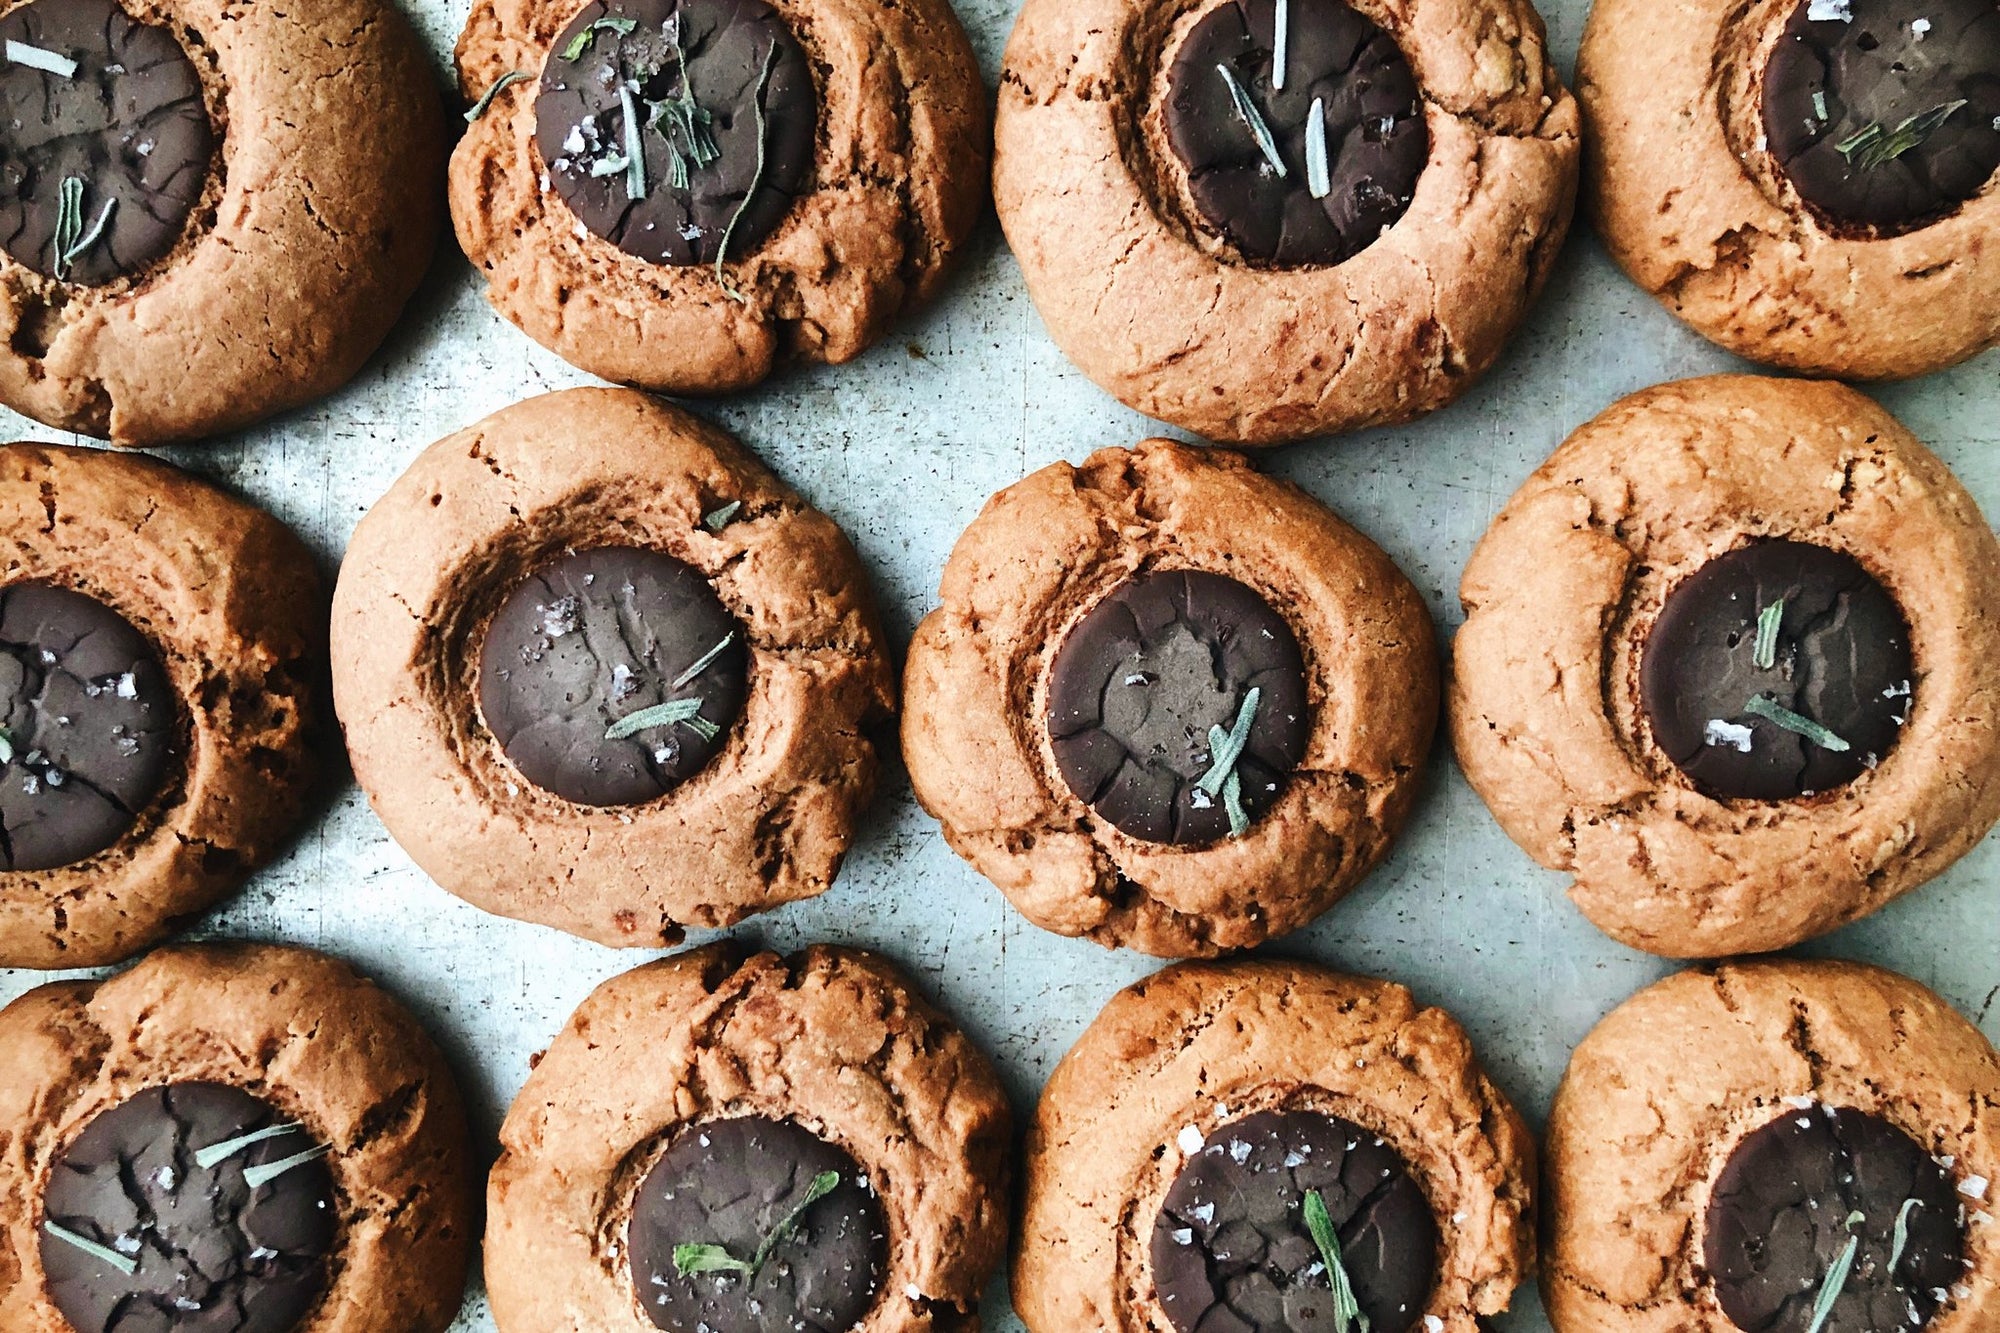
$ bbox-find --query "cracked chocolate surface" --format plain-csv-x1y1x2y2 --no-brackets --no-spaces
1641,540,1912,802
1704,1104,1967,1333
0,0,213,285
40,1081,336,1333
478,546,748,808
1763,0,2000,233
626,1114,887,1333
0,582,174,871
1165,0,1427,266
1150,1109,1440,1333
1047,569,1308,846
536,0,816,267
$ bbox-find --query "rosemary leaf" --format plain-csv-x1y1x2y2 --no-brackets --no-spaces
1804,1233,1859,1333
672,633,736,689
1753,598,1784,671
1838,100,1967,171
6,39,77,79
1272,0,1290,91
749,1170,840,1271
1302,1191,1370,1333
194,1122,301,1170
1306,96,1331,199
559,16,638,62
1889,1197,1921,1272
1216,63,1287,177
241,1143,331,1189
620,82,648,200
464,70,530,123
50,176,83,281
673,1242,754,1276
605,697,705,741
702,501,742,531
42,1222,138,1276
1743,695,1851,752
717,40,779,302
1197,687,1263,795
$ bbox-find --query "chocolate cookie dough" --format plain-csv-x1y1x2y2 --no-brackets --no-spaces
0,444,323,971
450,0,986,395
484,944,1012,1333
904,439,1435,956
0,0,446,445
478,546,749,808
0,942,475,1333
1016,959,1533,1332
1641,541,1913,801
1451,377,2000,957
1150,1109,1439,1333
332,389,893,948
40,1082,336,1333
994,0,1579,445
0,0,214,286
535,0,816,268
1047,569,1309,846
1543,959,2000,1333
627,1116,886,1332
0,583,175,871
1763,0,2000,234
1704,1105,1965,1333
1164,0,1427,266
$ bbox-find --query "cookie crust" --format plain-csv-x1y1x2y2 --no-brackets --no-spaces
449,0,987,395
993,0,1579,446
0,0,447,446
330,388,894,948
0,443,322,970
1579,0,2000,380
1014,957,1535,1331
1543,959,2000,1333
1450,376,2000,958
0,941,475,1333
903,439,1437,957
484,943,1014,1333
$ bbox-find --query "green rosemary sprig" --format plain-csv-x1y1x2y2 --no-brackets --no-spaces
673,1170,841,1279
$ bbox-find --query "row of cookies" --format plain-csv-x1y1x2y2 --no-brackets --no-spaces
4,936,1994,1331
3,0,1993,448
3,368,1995,968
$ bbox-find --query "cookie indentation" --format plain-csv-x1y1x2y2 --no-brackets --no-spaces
1151,1108,1440,1333
1047,569,1308,846
535,0,817,267
0,582,173,871
1640,540,1912,802
1164,0,1427,266
1762,0,2000,234
1704,1104,1967,1333
626,1115,887,1333
0,0,213,285
478,546,748,808
40,1082,337,1333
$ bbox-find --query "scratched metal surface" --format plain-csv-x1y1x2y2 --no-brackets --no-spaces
2,0,1998,1327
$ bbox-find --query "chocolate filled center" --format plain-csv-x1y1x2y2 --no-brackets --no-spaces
0,0,214,285
536,0,817,267
626,1115,887,1333
1164,0,1427,266
40,1082,337,1333
477,546,748,808
1151,1109,1440,1333
1762,0,2000,233
1047,569,1309,846
1704,1104,1967,1333
1640,540,1913,802
0,582,174,871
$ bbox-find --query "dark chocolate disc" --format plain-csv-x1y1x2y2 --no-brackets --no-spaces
1046,569,1309,846
626,1115,887,1333
535,0,817,267
0,582,175,871
1151,1109,1440,1333
477,546,748,808
1164,0,1428,266
0,0,214,285
1763,0,2000,233
1704,1103,1967,1333
40,1082,337,1333
1640,540,1912,802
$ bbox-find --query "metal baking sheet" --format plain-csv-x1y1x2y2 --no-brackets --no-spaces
3,0,1997,1327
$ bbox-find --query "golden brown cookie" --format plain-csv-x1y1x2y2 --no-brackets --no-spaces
0,941,475,1333
903,439,1437,957
485,943,1013,1333
993,0,1580,447
1451,376,2000,958
1544,959,2000,1333
0,443,323,970
0,0,447,446
1015,957,1534,1332
330,388,894,948
1580,0,2000,379
449,0,988,395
